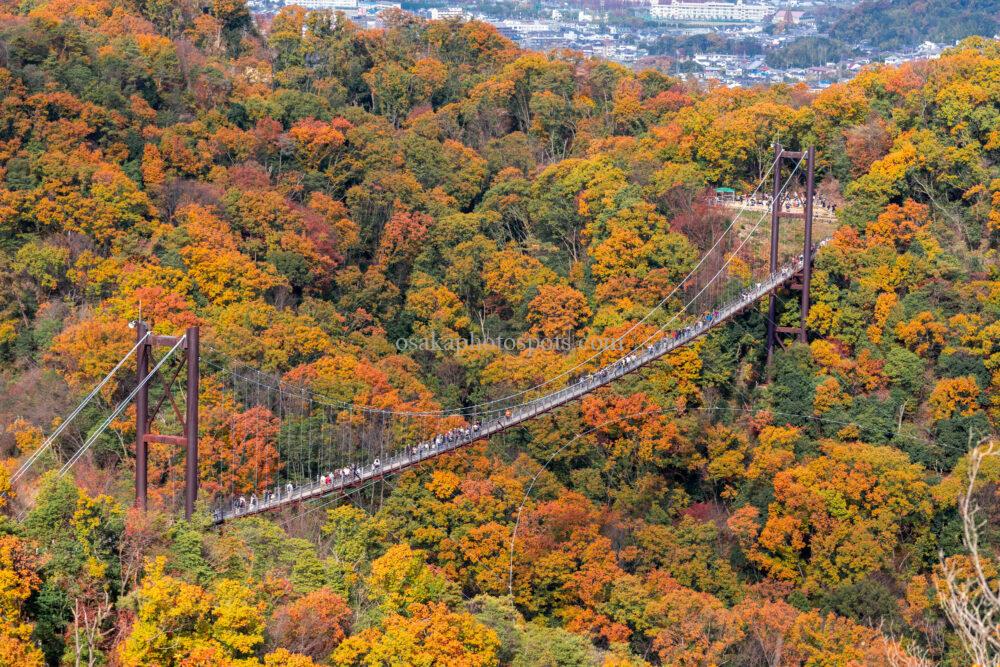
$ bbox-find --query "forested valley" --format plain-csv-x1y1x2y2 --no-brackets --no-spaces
0,0,999,664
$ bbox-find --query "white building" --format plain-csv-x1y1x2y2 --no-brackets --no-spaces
294,0,359,10
650,0,772,23
356,1,401,16
497,19,552,34
429,7,465,20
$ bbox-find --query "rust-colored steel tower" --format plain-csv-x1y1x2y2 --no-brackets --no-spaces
765,143,816,364
134,324,199,519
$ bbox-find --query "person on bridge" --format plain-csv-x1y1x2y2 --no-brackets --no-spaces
249,493,258,509
286,482,293,496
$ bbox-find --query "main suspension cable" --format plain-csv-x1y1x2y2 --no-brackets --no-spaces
11,331,151,485
57,336,187,479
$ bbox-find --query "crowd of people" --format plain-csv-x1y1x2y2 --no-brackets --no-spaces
224,423,490,517
713,192,838,215
221,241,826,521
231,482,296,513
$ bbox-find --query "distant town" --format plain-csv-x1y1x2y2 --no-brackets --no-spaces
249,0,974,88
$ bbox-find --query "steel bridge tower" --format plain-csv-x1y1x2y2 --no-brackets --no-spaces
765,143,816,365
134,323,200,519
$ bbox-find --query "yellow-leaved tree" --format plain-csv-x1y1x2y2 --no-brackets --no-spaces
119,558,265,666
0,534,46,667
331,602,500,667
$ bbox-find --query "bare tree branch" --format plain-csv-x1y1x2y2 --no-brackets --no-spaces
936,439,1000,667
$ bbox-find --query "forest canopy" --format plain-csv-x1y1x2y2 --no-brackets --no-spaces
0,0,998,665
823,0,1000,50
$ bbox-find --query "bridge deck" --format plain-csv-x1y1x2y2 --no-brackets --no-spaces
215,250,820,524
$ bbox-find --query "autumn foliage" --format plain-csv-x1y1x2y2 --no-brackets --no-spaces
0,0,998,665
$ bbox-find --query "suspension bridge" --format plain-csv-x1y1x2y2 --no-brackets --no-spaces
9,145,828,525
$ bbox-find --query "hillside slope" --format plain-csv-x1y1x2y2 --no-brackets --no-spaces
826,0,1000,50
0,0,998,665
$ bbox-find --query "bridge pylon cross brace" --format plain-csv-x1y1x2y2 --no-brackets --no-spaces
134,322,200,519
